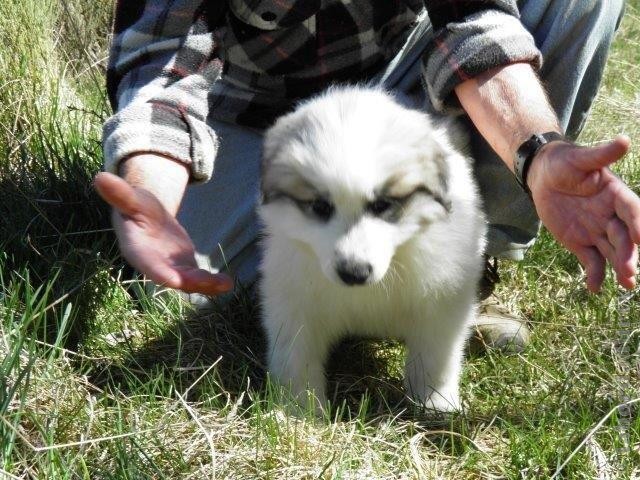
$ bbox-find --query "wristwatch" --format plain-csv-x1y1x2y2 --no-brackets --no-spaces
514,132,565,196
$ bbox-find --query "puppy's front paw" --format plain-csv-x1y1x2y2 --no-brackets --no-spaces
419,390,461,413
404,367,462,413
267,352,328,416
406,379,461,413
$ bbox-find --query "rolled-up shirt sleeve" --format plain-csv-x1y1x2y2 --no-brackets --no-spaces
103,0,226,183
422,0,542,113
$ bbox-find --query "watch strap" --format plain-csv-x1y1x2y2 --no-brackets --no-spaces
514,132,565,196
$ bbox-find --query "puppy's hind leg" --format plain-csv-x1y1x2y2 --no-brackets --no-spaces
404,299,475,412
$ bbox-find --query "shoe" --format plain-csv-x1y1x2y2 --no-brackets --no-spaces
477,256,500,301
469,296,531,355
469,257,531,355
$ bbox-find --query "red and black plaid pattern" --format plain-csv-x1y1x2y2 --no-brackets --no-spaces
425,0,519,30
104,0,540,183
228,0,321,29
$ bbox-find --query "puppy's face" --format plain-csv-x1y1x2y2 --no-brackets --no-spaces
260,89,452,286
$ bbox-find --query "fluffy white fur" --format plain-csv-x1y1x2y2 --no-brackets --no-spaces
259,87,486,412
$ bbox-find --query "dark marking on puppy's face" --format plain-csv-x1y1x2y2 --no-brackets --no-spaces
261,163,318,204
375,150,452,224
261,162,336,222
260,110,325,206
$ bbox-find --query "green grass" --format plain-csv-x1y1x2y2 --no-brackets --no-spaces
1,1,640,478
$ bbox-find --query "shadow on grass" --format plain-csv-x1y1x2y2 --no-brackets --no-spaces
0,144,127,349
87,285,481,439
85,285,264,399
92,300,408,407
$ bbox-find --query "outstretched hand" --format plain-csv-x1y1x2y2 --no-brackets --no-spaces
94,172,234,296
527,135,640,292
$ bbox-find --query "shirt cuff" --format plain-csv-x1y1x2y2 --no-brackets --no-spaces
422,10,542,113
102,101,218,183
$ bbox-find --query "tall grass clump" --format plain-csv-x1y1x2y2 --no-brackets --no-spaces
0,0,115,343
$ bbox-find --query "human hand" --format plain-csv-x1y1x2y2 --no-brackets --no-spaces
527,135,640,292
94,171,233,296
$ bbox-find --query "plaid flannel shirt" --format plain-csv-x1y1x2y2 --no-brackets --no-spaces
103,0,541,183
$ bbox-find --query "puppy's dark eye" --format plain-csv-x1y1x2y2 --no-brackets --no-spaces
310,198,334,221
368,198,394,216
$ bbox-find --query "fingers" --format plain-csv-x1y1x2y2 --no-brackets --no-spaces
144,261,234,296
94,172,140,217
176,268,235,296
573,135,630,172
123,243,235,296
574,246,606,293
603,218,638,290
606,216,638,275
615,185,640,245
586,217,638,291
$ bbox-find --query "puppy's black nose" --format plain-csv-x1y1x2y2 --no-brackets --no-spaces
336,259,372,285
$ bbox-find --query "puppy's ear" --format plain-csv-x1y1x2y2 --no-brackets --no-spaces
261,114,298,204
422,117,472,213
419,146,451,213
262,106,311,170
261,113,320,205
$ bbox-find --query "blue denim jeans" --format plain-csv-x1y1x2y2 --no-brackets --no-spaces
176,0,625,301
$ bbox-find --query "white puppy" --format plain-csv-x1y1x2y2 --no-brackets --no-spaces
259,86,486,412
